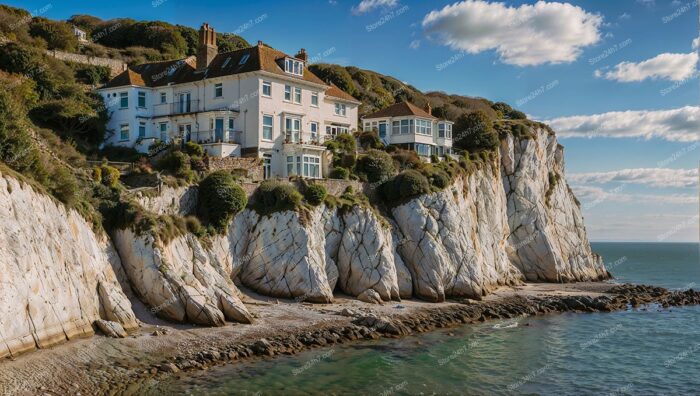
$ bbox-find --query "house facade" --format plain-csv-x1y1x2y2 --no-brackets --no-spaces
97,23,360,179
362,101,453,158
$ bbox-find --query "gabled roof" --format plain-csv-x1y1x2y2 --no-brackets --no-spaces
102,44,332,89
325,82,360,104
363,101,437,120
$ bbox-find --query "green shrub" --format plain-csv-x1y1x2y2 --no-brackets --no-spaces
184,141,204,157
157,150,193,181
73,64,111,85
197,171,247,232
381,170,431,204
428,169,450,189
29,17,79,51
185,215,205,237
49,166,79,205
304,184,327,206
391,149,423,171
330,167,350,180
92,166,102,184
430,154,440,163
338,153,356,169
334,133,356,152
358,131,383,150
99,145,143,162
356,149,395,182
251,180,303,215
454,110,499,152
100,165,120,188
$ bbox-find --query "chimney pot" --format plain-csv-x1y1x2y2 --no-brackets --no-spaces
197,23,218,71
258,40,263,47
295,48,308,62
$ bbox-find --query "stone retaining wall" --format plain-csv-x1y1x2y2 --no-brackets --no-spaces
205,157,263,182
46,50,127,77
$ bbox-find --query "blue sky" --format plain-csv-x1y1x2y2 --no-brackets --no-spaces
10,0,699,242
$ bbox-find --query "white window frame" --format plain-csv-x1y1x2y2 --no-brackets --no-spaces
302,155,320,178
262,115,273,140
294,87,302,104
310,122,318,140
285,58,304,76
284,85,292,102
119,123,129,141
214,83,223,98
334,103,346,116
311,92,319,107
138,121,146,138
392,121,400,135
262,81,272,97
285,116,301,142
160,92,166,104
438,123,446,138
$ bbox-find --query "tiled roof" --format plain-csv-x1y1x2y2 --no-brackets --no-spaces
363,101,436,120
325,82,360,103
102,44,331,89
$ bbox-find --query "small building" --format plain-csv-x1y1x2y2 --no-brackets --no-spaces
97,23,360,179
72,26,88,43
362,101,454,158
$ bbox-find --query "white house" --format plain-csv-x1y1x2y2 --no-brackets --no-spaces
97,23,360,179
72,26,88,43
362,101,454,158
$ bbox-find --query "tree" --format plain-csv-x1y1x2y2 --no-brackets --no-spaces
453,110,499,152
198,171,247,232
29,17,79,51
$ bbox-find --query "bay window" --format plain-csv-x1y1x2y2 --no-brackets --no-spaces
416,144,431,156
287,155,302,176
303,155,320,178
392,121,400,135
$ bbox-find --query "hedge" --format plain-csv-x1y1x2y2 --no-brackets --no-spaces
197,171,247,232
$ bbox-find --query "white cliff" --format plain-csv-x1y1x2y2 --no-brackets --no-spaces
392,165,523,302
112,229,252,325
500,127,608,282
0,170,137,358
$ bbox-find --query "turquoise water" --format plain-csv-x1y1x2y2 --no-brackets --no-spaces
156,243,700,395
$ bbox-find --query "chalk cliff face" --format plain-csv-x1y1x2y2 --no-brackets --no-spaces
0,127,607,356
0,171,137,358
392,166,523,302
500,128,607,282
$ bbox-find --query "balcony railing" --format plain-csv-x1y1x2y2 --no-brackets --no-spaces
153,100,201,116
193,130,243,145
283,132,327,146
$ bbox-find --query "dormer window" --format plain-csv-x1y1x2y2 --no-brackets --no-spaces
285,58,304,76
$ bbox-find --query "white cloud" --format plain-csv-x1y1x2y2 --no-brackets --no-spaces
618,12,631,19
569,168,698,188
409,40,421,49
421,0,603,66
693,37,699,50
545,106,700,142
596,52,698,82
352,0,398,15
572,185,698,205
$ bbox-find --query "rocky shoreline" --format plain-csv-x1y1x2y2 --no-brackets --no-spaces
2,282,699,395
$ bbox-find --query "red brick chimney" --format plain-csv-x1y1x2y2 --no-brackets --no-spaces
197,23,217,71
424,102,432,115
257,40,264,47
295,48,308,62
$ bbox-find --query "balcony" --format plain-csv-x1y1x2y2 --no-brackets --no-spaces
283,132,327,147
194,130,243,145
153,100,201,116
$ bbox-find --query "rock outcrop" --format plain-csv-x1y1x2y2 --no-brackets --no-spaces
0,171,137,358
112,229,252,325
500,128,608,282
393,165,523,302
